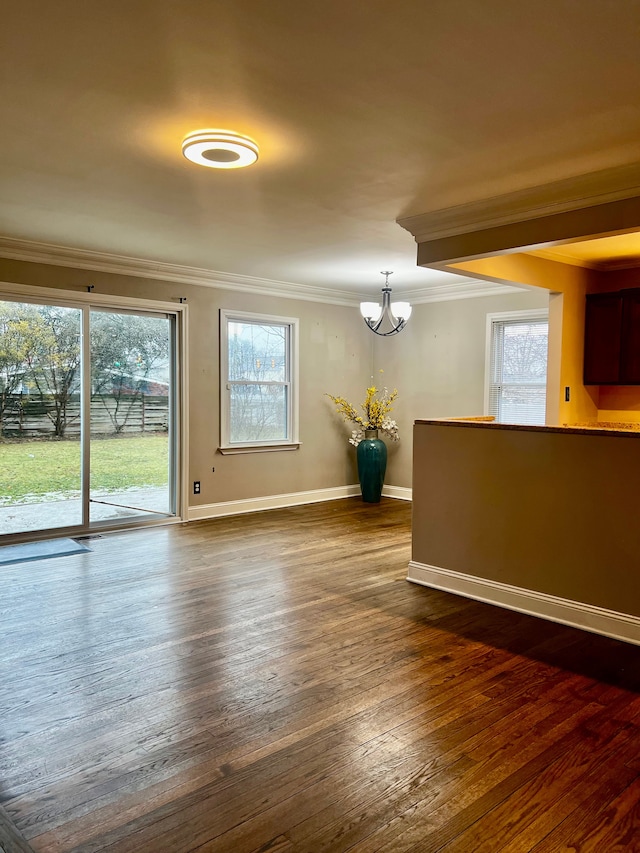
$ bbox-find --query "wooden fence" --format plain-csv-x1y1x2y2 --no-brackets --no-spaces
0,394,169,438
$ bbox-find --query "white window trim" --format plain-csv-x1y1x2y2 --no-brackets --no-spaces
219,308,300,454
484,308,549,421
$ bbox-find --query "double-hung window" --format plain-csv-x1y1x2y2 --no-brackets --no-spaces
219,310,299,453
486,310,549,426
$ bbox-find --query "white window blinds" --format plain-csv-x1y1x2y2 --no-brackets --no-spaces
488,315,548,426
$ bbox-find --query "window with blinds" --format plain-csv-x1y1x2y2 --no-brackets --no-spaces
487,313,549,425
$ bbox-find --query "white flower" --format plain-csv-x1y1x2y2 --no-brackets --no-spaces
348,429,364,447
381,418,400,441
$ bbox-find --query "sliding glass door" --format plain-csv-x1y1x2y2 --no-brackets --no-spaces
0,296,179,538
0,300,83,535
89,309,174,523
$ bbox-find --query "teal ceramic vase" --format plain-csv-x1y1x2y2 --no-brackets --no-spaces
357,429,387,503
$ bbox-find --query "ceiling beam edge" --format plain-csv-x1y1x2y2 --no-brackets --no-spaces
413,196,640,267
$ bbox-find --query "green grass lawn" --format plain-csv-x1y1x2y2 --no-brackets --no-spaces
0,435,169,503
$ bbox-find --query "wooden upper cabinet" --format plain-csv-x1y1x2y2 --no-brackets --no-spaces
584,293,623,384
584,289,640,385
620,290,640,383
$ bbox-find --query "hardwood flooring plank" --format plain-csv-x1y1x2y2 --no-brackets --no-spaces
566,780,640,852
499,760,638,853
315,701,629,853
1,498,638,853
435,723,639,852
0,803,36,853
30,723,364,852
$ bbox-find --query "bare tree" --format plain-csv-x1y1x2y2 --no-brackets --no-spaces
500,322,548,383
21,306,81,438
90,312,169,433
228,324,287,442
0,302,34,436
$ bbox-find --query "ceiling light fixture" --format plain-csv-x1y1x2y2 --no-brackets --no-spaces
182,130,259,169
360,271,412,336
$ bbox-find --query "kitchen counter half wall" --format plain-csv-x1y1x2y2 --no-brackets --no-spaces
409,418,640,644
415,416,640,436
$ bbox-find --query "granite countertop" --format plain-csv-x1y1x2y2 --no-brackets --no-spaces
568,421,640,432
414,417,640,437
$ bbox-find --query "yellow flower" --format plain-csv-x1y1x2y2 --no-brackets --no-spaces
325,385,398,433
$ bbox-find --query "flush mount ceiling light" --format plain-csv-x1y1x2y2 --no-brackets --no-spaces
360,271,412,336
181,130,259,169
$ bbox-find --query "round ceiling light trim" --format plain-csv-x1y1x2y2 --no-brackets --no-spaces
182,130,259,169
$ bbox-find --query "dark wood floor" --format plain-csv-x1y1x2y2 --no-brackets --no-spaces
1,498,639,853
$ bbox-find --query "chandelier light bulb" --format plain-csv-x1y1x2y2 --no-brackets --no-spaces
360,302,382,322
360,272,412,336
390,302,412,321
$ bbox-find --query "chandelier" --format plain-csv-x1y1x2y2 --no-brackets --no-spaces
359,272,412,336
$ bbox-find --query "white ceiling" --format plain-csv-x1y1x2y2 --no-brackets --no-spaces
2,0,640,297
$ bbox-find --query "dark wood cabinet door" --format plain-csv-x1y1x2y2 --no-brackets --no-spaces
620,290,640,383
583,293,622,384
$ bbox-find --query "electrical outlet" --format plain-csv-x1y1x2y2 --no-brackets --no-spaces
193,481,200,494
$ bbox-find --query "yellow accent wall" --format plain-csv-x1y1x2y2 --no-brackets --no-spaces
448,254,640,426
450,253,600,426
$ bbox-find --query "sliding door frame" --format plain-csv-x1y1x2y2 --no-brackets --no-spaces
0,281,189,543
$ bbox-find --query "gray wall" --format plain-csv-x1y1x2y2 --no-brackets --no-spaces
0,257,548,504
376,289,549,488
0,258,371,507
412,420,640,617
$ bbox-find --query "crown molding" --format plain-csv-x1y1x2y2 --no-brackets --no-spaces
0,237,361,307
529,247,640,272
594,256,640,271
397,163,640,243
0,236,526,306
527,248,600,269
403,279,522,304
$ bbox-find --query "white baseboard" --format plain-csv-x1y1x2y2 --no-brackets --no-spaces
407,561,640,646
188,483,411,521
382,485,412,501
188,485,361,520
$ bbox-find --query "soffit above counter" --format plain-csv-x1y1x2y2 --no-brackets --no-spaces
398,164,640,267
